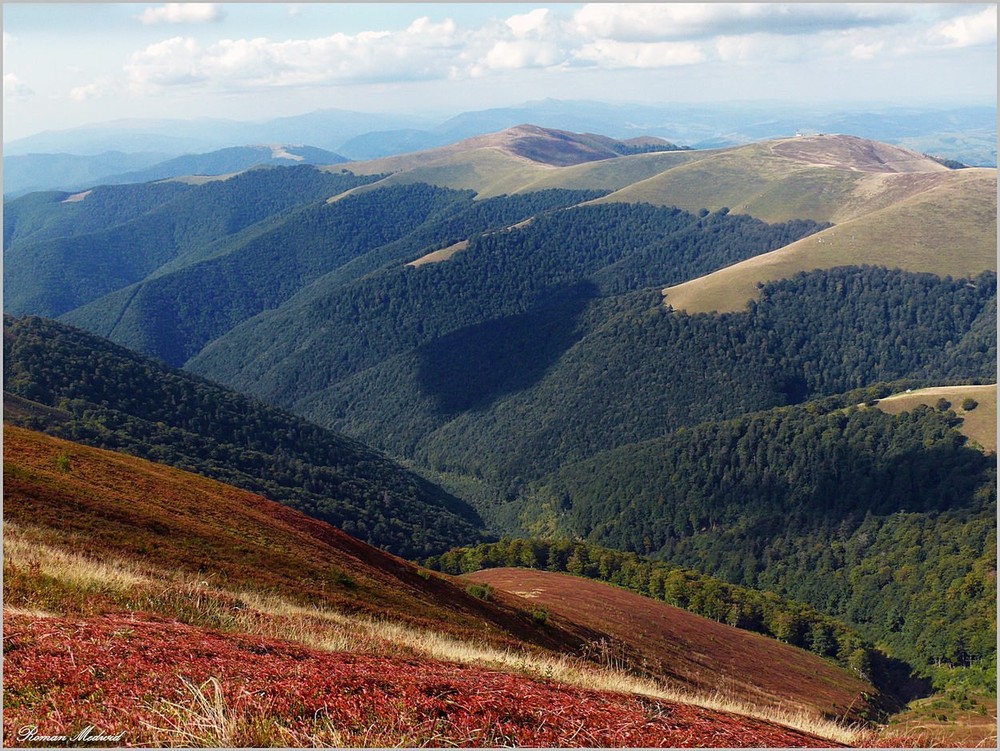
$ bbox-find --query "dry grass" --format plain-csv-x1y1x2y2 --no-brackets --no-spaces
406,240,469,267
870,384,997,453
3,525,868,745
663,168,997,314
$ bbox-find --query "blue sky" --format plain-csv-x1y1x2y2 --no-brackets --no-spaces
3,3,996,140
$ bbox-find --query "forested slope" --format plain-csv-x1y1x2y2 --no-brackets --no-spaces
188,204,831,463
3,315,483,557
62,186,606,366
520,399,996,677
4,166,378,318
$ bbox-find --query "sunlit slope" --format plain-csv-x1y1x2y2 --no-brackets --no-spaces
333,125,697,200
2,424,589,651
3,425,869,746
592,135,951,223
664,168,996,313
871,384,997,453
467,568,876,723
509,149,707,194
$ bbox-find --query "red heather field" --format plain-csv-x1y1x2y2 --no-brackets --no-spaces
467,568,876,722
2,425,598,653
2,611,844,748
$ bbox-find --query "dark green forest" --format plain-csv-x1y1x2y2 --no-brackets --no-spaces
62,186,608,366
190,262,994,490
515,399,996,678
3,315,484,558
187,203,832,458
4,166,381,318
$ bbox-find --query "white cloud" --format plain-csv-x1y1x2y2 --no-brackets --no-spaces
3,73,34,99
138,3,225,26
116,4,997,98
573,3,913,42
506,8,551,38
3,31,13,51
576,40,706,68
929,6,997,48
125,19,470,93
126,37,205,91
70,77,113,102
480,39,561,72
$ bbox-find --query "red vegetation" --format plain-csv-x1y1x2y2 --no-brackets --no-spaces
468,568,876,722
2,611,843,748
2,425,595,653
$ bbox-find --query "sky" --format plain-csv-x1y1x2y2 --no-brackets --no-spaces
3,2,997,141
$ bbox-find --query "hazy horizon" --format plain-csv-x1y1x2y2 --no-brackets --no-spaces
4,3,996,142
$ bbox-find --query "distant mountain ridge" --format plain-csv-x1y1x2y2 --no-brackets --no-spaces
4,144,347,198
5,100,994,196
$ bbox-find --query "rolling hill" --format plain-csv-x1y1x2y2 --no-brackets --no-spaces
870,384,997,453
521,395,996,677
3,166,379,319
466,568,874,722
663,166,996,313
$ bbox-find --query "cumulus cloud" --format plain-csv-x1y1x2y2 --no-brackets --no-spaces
138,3,225,26
929,5,997,48
126,36,205,91
576,40,706,68
478,39,561,73
3,73,34,99
70,78,113,102
126,19,470,93
572,3,911,42
117,3,996,96
506,8,551,38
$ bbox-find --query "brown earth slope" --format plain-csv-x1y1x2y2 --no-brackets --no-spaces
467,568,876,723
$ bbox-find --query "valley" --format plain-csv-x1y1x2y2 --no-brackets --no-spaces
3,119,995,748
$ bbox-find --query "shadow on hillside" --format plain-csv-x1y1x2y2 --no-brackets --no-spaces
869,652,934,715
415,281,598,416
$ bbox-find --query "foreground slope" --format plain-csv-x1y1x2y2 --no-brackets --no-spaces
466,568,874,722
3,425,573,646
3,426,857,747
1,611,843,748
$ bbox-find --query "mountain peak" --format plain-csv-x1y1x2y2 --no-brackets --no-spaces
769,133,948,173
456,124,677,167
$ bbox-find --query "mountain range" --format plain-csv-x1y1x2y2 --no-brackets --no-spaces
3,118,996,745
4,99,995,197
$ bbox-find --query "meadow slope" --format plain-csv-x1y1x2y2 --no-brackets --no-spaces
663,167,996,313
466,568,875,722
